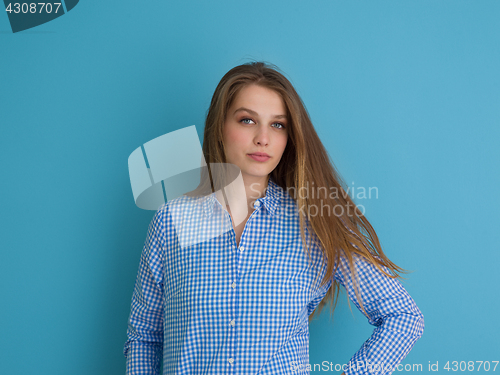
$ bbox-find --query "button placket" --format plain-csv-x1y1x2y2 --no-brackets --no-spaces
228,234,239,373
236,202,261,253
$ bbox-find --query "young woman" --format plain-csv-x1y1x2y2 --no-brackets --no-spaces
124,61,424,375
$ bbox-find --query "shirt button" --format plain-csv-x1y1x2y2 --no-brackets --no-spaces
231,282,236,289
228,358,234,364
239,246,245,252
230,319,235,327
254,200,261,208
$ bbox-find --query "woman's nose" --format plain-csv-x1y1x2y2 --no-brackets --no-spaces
254,125,270,146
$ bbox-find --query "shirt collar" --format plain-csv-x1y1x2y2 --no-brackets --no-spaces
202,176,283,219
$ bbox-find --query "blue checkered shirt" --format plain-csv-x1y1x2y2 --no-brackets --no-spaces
124,177,424,374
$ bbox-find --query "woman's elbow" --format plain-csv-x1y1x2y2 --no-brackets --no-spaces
413,308,425,339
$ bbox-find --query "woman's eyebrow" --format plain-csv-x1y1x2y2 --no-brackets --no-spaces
233,107,287,119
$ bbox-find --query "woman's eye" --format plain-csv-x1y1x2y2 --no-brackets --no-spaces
241,118,255,125
272,122,285,129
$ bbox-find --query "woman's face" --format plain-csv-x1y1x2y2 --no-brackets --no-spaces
223,84,288,185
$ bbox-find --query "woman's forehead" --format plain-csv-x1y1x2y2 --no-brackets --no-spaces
229,85,287,113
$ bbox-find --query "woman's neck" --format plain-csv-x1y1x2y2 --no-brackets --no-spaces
215,175,270,216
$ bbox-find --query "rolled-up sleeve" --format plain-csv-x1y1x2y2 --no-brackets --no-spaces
124,206,167,375
334,254,424,375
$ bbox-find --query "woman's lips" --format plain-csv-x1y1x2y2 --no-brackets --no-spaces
248,154,271,162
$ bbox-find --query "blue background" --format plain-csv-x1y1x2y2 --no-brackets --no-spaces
1,1,499,374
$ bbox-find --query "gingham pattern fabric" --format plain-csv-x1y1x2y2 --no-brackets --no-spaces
124,177,424,375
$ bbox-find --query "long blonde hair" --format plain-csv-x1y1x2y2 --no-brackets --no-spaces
189,61,408,321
